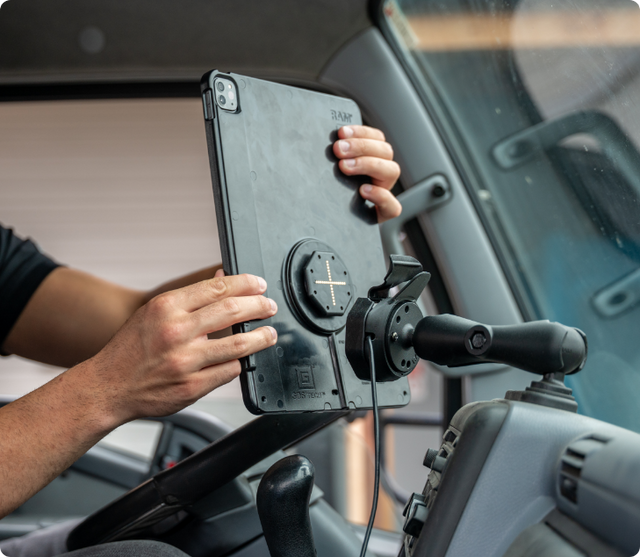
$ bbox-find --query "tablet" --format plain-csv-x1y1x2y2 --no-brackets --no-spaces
201,70,411,414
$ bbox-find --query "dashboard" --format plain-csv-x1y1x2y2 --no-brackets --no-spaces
403,399,640,557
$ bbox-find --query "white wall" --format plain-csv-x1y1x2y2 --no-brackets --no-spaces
0,98,244,402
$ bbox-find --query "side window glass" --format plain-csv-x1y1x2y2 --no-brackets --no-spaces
384,0,640,432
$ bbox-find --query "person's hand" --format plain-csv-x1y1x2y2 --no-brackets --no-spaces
86,272,277,426
333,125,402,222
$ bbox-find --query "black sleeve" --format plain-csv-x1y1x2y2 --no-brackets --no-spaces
0,224,61,349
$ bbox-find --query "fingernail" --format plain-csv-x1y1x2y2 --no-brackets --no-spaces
338,140,350,154
342,126,354,138
269,298,277,312
344,158,356,168
362,184,373,194
257,277,267,290
269,326,278,340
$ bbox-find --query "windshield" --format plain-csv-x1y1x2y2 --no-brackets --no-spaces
383,0,640,432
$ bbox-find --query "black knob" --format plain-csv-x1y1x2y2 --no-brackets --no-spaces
402,492,429,537
423,448,439,468
423,448,446,473
257,455,317,557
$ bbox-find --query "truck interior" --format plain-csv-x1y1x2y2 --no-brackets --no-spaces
1,0,639,556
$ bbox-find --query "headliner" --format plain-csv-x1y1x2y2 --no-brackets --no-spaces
0,0,372,89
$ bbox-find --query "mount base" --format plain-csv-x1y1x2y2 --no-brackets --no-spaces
505,372,578,413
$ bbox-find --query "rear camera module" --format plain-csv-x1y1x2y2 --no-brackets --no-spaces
214,78,238,112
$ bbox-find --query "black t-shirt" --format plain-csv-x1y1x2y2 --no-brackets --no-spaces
0,225,60,349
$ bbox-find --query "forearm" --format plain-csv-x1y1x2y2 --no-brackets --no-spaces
3,264,224,368
3,268,147,368
0,360,117,518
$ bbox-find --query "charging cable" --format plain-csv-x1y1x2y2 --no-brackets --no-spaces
359,336,381,557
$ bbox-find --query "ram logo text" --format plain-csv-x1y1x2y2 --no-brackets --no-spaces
331,110,353,123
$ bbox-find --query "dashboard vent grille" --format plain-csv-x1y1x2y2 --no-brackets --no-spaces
559,436,609,504
561,448,585,479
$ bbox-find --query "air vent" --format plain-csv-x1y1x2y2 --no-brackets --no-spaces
559,436,609,504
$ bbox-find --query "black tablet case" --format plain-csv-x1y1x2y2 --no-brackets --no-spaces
201,70,410,414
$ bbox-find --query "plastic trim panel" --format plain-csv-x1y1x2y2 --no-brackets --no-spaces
444,401,640,557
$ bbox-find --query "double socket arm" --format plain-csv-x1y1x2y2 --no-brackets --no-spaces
413,314,587,376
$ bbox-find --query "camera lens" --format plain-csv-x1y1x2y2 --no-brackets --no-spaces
216,81,225,92
218,95,226,106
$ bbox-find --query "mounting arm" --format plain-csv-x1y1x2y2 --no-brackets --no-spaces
412,314,587,375
345,255,588,410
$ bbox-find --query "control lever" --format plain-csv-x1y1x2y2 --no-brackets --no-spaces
257,455,317,557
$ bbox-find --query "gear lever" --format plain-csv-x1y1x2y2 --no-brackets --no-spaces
257,455,317,557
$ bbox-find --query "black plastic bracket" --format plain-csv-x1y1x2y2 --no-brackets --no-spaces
368,254,424,302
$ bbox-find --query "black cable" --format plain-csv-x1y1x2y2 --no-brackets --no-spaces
359,336,381,557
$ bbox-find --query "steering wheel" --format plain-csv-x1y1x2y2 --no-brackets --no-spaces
66,411,347,551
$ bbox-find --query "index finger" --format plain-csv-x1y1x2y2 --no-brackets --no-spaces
338,125,386,142
172,274,268,313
